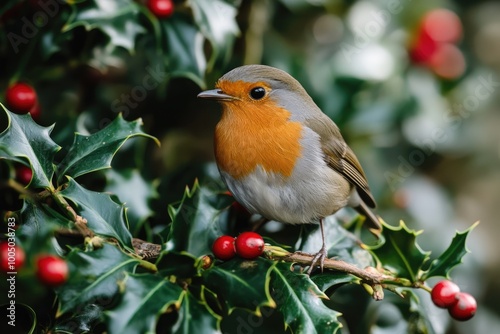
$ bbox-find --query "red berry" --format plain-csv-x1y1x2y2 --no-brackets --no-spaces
409,31,438,64
212,235,236,261
15,164,33,185
147,0,174,19
448,292,477,321
0,242,25,272
421,9,462,44
428,43,466,80
235,232,264,259
431,280,461,308
36,255,69,287
5,83,37,112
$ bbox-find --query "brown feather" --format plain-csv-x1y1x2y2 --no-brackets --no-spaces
304,116,376,208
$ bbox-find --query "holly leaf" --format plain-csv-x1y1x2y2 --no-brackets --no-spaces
0,105,60,189
368,221,430,282
171,288,222,334
63,0,145,52
105,169,158,235
105,273,184,334
202,257,276,316
17,201,70,255
190,0,239,69
57,244,141,315
56,114,158,184
422,221,479,280
54,304,104,334
166,180,233,256
156,251,198,279
271,262,342,334
60,178,133,249
407,290,440,334
162,15,206,88
311,272,359,292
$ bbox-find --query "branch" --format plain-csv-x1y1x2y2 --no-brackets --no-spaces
264,245,425,300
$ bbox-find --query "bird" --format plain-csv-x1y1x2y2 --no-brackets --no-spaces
198,64,380,274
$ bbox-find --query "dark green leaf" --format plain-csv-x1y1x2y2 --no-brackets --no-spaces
18,201,70,255
54,304,104,334
105,273,184,334
166,181,232,256
422,221,479,280
368,221,430,282
190,0,239,69
271,262,342,334
63,0,145,52
171,288,222,334
407,290,438,334
311,272,359,292
156,251,198,278
57,114,158,183
60,178,133,249
0,105,60,189
105,169,157,235
57,244,141,315
162,15,206,88
202,257,276,316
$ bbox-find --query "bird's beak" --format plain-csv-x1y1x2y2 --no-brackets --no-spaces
197,89,236,101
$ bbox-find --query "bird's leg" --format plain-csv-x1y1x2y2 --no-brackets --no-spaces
306,218,328,275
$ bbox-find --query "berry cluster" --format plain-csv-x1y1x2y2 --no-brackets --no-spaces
0,242,69,287
5,82,40,120
409,9,465,80
431,280,477,321
212,232,264,261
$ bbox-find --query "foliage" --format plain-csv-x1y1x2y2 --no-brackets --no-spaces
0,1,482,333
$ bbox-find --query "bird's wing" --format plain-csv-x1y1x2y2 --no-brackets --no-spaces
304,116,376,208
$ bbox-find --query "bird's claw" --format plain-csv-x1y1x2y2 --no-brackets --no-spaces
306,246,328,275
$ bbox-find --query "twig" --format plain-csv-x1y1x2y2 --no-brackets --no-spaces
264,245,425,301
282,251,390,283
50,190,95,239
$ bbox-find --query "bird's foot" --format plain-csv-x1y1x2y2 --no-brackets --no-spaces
306,246,328,275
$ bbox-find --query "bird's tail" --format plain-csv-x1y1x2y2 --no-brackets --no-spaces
354,201,382,236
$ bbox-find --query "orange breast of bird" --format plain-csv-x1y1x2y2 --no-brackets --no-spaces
214,80,303,180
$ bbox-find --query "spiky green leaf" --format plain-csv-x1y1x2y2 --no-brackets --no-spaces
271,263,342,334
368,221,430,282
161,15,206,88
105,169,157,235
170,288,222,334
57,244,141,315
106,273,184,334
57,114,158,183
64,0,145,52
0,105,60,189
166,180,233,256
60,178,133,249
202,257,276,316
422,221,479,280
190,0,239,69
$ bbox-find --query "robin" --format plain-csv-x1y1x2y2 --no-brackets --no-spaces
198,64,380,273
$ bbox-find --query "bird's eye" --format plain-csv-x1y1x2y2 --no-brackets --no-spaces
249,87,266,100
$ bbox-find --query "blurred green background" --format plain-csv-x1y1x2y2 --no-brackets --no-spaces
1,0,500,332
